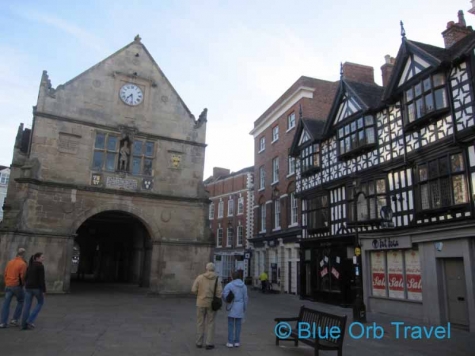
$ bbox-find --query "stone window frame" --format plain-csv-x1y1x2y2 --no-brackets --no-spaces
92,131,120,172
0,172,9,185
131,139,155,176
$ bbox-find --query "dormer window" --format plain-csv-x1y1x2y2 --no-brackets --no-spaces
405,73,448,128
300,143,320,175
338,116,376,158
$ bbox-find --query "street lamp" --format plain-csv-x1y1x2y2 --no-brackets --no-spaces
352,191,367,323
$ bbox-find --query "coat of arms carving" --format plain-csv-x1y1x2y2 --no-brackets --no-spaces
171,154,181,169
91,174,102,186
142,178,153,190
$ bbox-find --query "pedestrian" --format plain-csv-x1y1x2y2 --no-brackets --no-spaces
191,262,222,350
21,252,46,330
222,271,249,348
259,270,268,293
0,247,27,328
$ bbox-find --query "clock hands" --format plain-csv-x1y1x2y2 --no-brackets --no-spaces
126,93,133,104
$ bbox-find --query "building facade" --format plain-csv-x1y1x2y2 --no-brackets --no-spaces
0,36,213,294
249,76,338,294
204,167,254,281
291,12,475,332
0,166,10,222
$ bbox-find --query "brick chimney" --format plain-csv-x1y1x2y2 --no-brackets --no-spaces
442,10,473,48
381,55,396,87
342,62,375,84
213,167,230,178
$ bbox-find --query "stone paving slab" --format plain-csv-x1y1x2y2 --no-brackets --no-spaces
0,283,473,355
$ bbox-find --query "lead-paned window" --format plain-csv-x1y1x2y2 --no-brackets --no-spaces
93,132,119,171
132,140,154,176
405,73,448,123
418,153,468,210
300,143,320,173
338,116,375,156
348,179,387,222
306,195,329,231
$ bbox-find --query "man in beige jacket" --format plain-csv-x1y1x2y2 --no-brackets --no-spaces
191,262,222,350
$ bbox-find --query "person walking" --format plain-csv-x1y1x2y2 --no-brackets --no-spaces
0,248,27,328
222,271,249,348
21,252,46,330
191,262,222,350
259,270,268,293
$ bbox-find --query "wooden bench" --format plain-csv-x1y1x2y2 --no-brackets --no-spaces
275,305,347,356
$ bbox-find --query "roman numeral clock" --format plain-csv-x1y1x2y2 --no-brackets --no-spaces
119,83,143,106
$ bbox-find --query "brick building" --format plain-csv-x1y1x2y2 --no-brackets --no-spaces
290,10,475,331
204,167,254,280
248,76,338,294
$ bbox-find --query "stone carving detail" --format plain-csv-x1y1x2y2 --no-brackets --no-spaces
106,176,137,190
58,133,80,154
142,178,153,190
91,173,102,186
171,154,182,169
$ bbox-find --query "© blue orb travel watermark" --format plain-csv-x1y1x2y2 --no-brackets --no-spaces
274,321,451,340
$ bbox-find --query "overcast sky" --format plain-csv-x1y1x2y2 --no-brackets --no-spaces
0,0,472,178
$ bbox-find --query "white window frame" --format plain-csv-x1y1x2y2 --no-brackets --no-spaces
272,126,279,143
288,155,296,176
290,193,298,226
218,200,224,218
259,137,265,152
228,197,234,216
274,200,281,229
237,225,243,246
0,173,9,185
217,227,223,247
227,227,233,247
260,204,266,232
272,157,279,184
209,203,215,220
237,197,244,215
287,112,296,131
259,166,265,190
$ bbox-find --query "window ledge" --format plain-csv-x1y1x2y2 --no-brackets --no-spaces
288,223,299,228
404,107,450,133
227,214,233,217
272,227,281,232
286,126,295,133
237,212,244,216
258,188,265,192
271,138,279,144
258,149,265,154
216,246,223,249
259,230,266,234
339,143,377,160
286,173,295,179
271,181,279,186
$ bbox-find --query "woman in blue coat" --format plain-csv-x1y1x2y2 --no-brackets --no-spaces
222,271,249,348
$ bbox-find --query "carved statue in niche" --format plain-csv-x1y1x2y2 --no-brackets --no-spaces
118,137,131,171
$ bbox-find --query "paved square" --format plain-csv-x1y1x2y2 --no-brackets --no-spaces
0,284,473,355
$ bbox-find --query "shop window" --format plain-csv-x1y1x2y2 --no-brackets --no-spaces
370,249,422,301
417,153,468,212
338,116,376,158
316,248,344,294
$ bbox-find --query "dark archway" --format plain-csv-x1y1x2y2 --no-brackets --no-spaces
71,211,152,289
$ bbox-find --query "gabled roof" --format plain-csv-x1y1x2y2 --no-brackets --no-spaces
323,79,383,134
0,165,8,171
289,118,325,156
383,32,475,102
49,37,196,121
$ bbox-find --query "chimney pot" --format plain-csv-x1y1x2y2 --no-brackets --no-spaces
447,21,455,29
381,55,395,87
443,12,473,48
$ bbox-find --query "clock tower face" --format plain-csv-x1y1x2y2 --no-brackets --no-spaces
119,84,143,106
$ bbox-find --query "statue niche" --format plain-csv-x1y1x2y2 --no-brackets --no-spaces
118,137,131,171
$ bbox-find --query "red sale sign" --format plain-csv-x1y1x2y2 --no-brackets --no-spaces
371,252,386,297
405,250,422,301
388,251,404,299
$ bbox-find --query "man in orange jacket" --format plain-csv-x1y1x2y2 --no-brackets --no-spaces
0,248,27,328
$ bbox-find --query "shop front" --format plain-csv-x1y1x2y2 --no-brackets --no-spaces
299,236,356,306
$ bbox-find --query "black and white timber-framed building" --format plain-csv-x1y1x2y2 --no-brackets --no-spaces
290,11,475,332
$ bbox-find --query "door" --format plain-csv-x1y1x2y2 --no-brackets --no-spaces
444,258,469,327
288,261,292,293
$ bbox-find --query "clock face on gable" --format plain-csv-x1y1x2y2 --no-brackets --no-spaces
119,84,143,106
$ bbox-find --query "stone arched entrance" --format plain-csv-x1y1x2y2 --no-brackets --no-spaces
71,210,153,289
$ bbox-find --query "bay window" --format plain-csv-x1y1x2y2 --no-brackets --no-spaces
338,116,375,157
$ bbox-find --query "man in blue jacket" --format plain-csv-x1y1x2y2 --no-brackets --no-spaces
222,271,249,348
